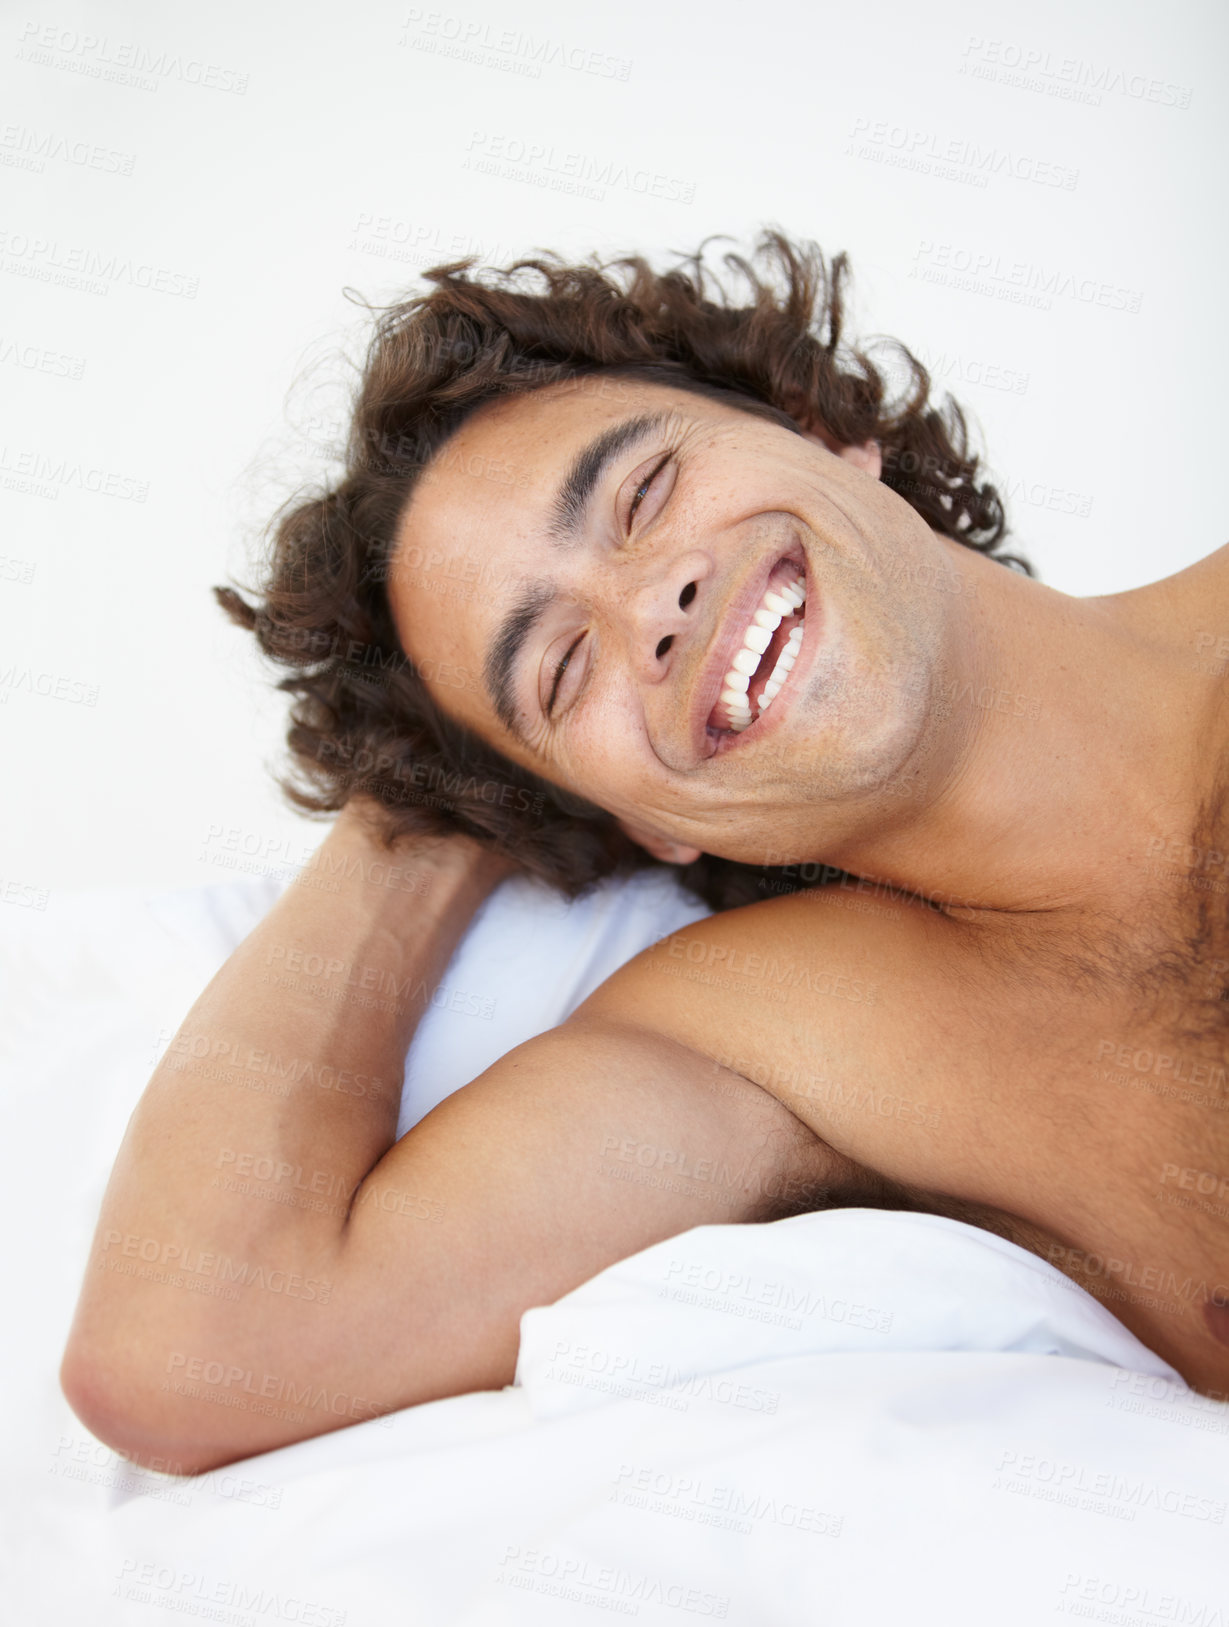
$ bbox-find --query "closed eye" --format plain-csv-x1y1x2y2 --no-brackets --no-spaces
546,631,586,717
626,453,672,530
544,450,674,721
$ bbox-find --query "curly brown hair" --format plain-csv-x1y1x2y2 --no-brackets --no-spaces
216,228,1031,912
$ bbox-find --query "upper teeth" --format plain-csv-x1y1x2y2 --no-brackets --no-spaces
718,573,806,732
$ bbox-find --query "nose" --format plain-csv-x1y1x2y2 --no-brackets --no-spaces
623,550,714,681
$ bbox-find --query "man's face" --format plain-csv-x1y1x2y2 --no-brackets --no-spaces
387,376,964,868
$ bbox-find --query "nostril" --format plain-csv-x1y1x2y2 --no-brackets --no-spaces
655,635,674,660
678,582,696,609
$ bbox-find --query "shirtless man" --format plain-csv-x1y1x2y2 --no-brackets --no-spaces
60,235,1229,1475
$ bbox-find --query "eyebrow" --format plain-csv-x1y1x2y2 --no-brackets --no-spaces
546,410,671,545
484,410,671,740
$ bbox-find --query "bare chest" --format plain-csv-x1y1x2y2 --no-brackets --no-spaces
815,875,1229,1392
642,844,1229,1389
1021,883,1229,1389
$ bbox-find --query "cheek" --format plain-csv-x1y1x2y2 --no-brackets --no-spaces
558,690,655,808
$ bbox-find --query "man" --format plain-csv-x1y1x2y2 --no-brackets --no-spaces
61,232,1229,1475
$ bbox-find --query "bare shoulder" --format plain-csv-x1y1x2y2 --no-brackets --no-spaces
575,881,1004,1193
577,878,959,1078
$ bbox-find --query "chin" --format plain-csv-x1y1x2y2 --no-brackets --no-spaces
704,699,934,874
779,650,932,788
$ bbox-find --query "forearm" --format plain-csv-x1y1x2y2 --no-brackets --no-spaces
63,803,509,1439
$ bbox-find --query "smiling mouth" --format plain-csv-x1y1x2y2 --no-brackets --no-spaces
706,558,808,735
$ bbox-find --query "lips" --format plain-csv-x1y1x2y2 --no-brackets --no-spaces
688,547,810,762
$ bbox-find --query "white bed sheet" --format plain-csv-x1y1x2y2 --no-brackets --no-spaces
3,872,1225,1625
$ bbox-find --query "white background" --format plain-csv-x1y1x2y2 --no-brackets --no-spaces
2,0,1225,895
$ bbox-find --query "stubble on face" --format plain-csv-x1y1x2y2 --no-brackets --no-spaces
387,379,965,867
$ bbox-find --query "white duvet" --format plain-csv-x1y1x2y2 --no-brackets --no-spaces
3,870,1226,1626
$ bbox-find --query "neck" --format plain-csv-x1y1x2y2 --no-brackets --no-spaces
818,540,1229,916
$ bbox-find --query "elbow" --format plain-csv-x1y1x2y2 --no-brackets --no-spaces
59,1336,235,1479
59,1337,140,1467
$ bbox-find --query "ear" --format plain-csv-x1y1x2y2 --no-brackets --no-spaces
800,425,882,480
617,817,702,867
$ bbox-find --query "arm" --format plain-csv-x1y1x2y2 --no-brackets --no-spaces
61,816,840,1476
59,800,515,1466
